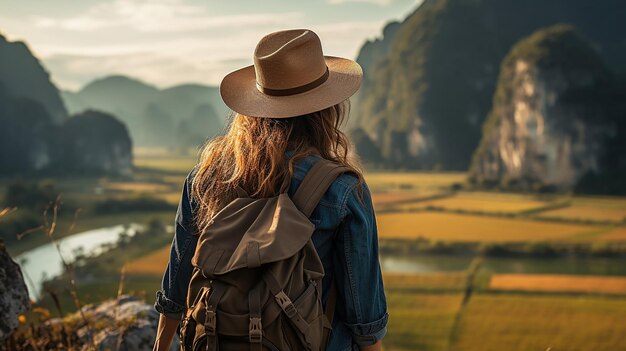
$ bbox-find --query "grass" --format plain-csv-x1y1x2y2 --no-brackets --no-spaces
376,212,594,242
384,272,467,291
125,245,171,275
397,191,552,213
133,156,196,174
540,205,626,222
370,191,444,207
538,196,626,222
490,274,626,295
600,226,626,241
5,152,626,350
363,171,465,192
451,294,626,351
384,292,463,351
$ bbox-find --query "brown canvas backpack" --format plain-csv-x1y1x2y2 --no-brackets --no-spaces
180,158,351,351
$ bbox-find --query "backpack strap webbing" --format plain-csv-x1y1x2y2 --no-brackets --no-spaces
292,159,352,217
291,158,350,342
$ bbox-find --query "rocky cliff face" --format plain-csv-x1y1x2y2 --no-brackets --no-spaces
0,34,67,123
0,241,30,340
352,0,626,170
469,25,626,192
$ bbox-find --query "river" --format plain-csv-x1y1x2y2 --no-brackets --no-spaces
16,225,626,299
15,224,142,298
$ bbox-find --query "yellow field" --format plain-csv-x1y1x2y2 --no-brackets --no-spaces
539,205,626,222
100,181,175,193
125,245,171,275
452,294,626,351
600,226,626,241
397,191,550,213
370,191,441,209
363,172,465,192
376,212,592,242
490,274,626,294
384,292,463,351
383,273,467,290
134,156,197,173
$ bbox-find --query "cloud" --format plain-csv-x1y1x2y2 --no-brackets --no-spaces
44,52,246,90
313,20,387,57
8,0,396,90
327,0,395,6
39,19,387,90
33,0,304,33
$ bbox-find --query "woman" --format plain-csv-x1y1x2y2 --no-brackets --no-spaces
153,29,387,351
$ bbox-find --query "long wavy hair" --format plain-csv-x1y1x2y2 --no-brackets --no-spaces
190,100,364,234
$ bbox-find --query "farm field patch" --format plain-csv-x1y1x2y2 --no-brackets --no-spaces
490,274,626,294
538,198,626,222
397,191,551,213
376,212,593,242
134,156,197,174
451,294,626,351
384,272,467,291
363,172,465,192
125,245,171,275
384,292,463,351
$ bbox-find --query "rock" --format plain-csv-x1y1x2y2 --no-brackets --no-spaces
0,33,68,123
0,241,30,340
352,0,626,170
67,295,179,351
469,25,626,192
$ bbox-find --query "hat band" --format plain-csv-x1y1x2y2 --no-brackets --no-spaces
256,67,329,96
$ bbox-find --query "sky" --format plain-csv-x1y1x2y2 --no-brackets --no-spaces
0,0,421,91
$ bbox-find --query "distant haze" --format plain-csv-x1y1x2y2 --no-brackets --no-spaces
0,0,421,90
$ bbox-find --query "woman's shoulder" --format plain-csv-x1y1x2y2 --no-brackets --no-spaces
292,154,365,208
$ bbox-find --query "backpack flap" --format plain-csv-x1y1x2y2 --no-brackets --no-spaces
191,192,315,277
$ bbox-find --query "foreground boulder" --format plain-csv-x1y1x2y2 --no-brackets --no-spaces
65,295,178,351
0,241,30,340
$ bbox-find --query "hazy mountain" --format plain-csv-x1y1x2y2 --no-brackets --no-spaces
352,0,626,170
0,33,67,123
62,76,229,147
469,25,626,194
54,110,133,176
0,86,55,173
0,34,133,176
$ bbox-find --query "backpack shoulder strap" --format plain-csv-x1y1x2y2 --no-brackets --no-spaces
292,158,347,339
291,158,352,217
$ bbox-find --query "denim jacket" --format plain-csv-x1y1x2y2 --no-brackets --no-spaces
155,152,388,350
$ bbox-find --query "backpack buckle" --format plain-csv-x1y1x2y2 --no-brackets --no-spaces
249,317,262,343
275,291,297,318
204,309,216,336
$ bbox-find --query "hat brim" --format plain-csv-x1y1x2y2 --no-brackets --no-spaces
219,56,363,118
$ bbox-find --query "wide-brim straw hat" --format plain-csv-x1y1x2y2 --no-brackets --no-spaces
219,29,363,118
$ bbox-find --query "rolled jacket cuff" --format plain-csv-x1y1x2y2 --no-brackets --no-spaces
346,312,389,347
154,289,186,321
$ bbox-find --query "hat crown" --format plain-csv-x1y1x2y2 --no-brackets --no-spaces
254,29,328,91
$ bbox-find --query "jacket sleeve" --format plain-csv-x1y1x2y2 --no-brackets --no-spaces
333,179,389,347
154,172,198,320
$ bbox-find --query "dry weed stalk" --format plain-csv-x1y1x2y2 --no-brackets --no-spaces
40,196,97,350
